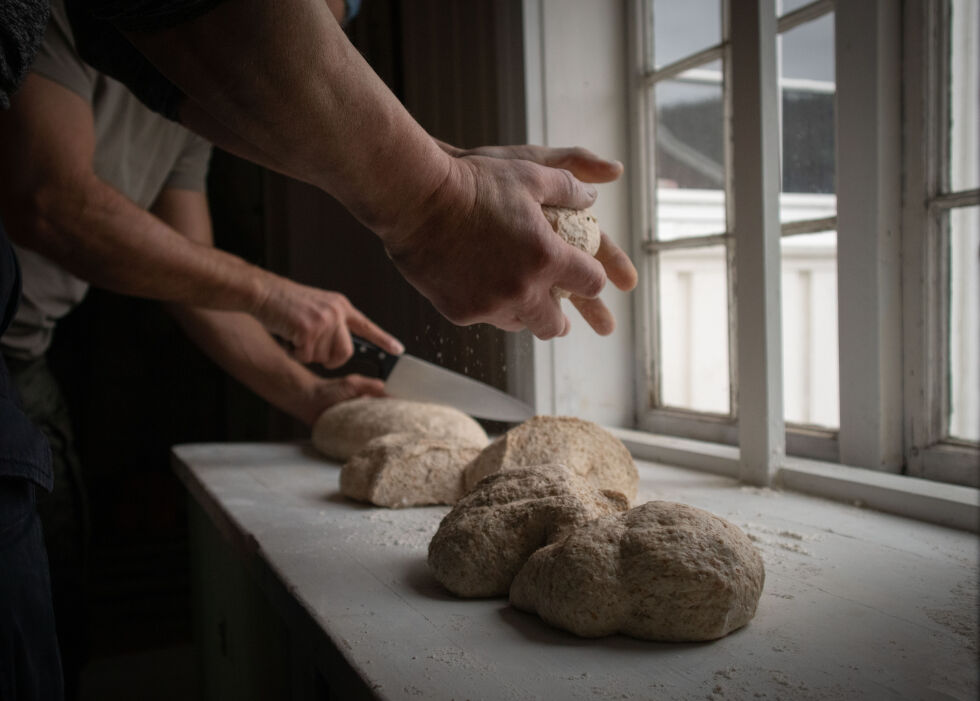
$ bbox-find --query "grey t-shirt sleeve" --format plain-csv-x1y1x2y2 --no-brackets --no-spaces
30,0,97,102
163,134,213,193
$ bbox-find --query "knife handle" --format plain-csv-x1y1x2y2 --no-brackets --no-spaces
350,335,399,379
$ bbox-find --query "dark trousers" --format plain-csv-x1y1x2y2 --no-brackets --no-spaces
2,355,87,701
0,477,64,701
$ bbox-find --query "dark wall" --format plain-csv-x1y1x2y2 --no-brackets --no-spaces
47,0,526,656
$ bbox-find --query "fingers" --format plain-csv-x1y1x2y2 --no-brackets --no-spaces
339,374,387,399
345,308,404,355
518,293,569,341
569,294,615,336
547,147,623,184
595,233,638,291
531,163,598,210
552,244,607,300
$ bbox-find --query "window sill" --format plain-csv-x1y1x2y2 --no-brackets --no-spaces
609,426,979,533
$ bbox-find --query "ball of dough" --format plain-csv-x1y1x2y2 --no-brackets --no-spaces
462,416,638,501
312,397,488,461
340,432,481,508
428,465,630,598
542,206,601,298
510,501,765,642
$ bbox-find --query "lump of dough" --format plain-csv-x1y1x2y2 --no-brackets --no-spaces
340,432,481,508
510,501,765,642
428,465,629,598
312,397,488,461
462,416,638,501
542,206,601,298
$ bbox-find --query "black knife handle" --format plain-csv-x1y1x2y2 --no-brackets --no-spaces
351,335,399,379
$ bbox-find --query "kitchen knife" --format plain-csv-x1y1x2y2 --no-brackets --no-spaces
350,335,535,422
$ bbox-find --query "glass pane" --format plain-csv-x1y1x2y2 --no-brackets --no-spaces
778,0,816,16
651,0,721,69
657,245,730,414
948,206,979,442
654,65,726,240
780,13,836,204
949,0,979,192
781,232,839,428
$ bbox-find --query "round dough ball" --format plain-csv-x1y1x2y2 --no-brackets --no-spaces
312,397,488,461
462,416,638,501
428,465,630,598
510,501,765,642
341,433,481,508
542,206,601,298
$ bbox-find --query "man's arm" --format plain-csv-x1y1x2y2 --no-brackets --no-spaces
151,187,385,424
0,71,402,364
109,0,608,339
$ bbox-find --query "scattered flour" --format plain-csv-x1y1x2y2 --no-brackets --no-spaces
346,508,447,549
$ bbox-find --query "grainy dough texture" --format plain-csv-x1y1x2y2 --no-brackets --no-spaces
510,501,765,642
429,465,630,597
312,397,488,460
463,416,638,501
542,206,601,298
340,432,481,508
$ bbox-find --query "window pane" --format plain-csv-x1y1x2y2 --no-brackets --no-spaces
654,66,726,240
781,232,839,428
778,0,815,16
949,0,979,192
780,13,836,203
651,0,721,69
948,206,979,442
657,245,730,414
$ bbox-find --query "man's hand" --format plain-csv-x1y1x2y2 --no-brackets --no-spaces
384,154,611,340
299,375,386,425
444,143,624,185
253,281,403,368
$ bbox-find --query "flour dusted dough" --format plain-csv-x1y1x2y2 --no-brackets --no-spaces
340,432,481,508
542,206,601,298
463,416,638,501
428,465,629,597
510,501,765,642
312,397,488,460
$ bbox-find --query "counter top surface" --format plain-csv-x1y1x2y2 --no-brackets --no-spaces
173,442,978,701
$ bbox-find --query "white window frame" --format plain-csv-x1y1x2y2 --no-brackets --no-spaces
632,0,844,466
508,0,978,528
901,0,980,488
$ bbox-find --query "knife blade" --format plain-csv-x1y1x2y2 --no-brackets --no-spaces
351,335,534,422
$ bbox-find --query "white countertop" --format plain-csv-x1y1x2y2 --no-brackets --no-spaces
172,442,979,701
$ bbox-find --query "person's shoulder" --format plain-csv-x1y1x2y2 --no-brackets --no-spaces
32,0,99,102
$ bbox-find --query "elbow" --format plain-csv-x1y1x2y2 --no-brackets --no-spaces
1,173,91,259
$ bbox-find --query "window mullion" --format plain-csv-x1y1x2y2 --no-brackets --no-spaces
835,0,904,472
730,0,785,485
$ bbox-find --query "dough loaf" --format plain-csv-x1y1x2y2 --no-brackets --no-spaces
340,432,481,508
542,206,601,298
312,397,488,460
510,501,765,642
429,465,629,597
463,416,638,501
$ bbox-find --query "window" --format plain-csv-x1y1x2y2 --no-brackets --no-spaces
902,0,980,486
632,0,978,486
637,0,840,454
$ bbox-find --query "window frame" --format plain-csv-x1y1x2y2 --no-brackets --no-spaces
901,0,980,487
633,0,841,464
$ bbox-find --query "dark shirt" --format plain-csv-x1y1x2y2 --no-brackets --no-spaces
0,0,50,108
0,222,53,490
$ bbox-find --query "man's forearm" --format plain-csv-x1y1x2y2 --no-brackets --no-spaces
167,304,322,423
14,174,272,313
131,0,451,239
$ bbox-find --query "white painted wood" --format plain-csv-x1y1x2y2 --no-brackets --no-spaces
173,442,979,701
835,0,905,473
513,0,636,426
730,0,785,485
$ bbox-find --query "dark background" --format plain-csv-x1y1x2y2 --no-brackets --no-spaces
45,0,524,677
